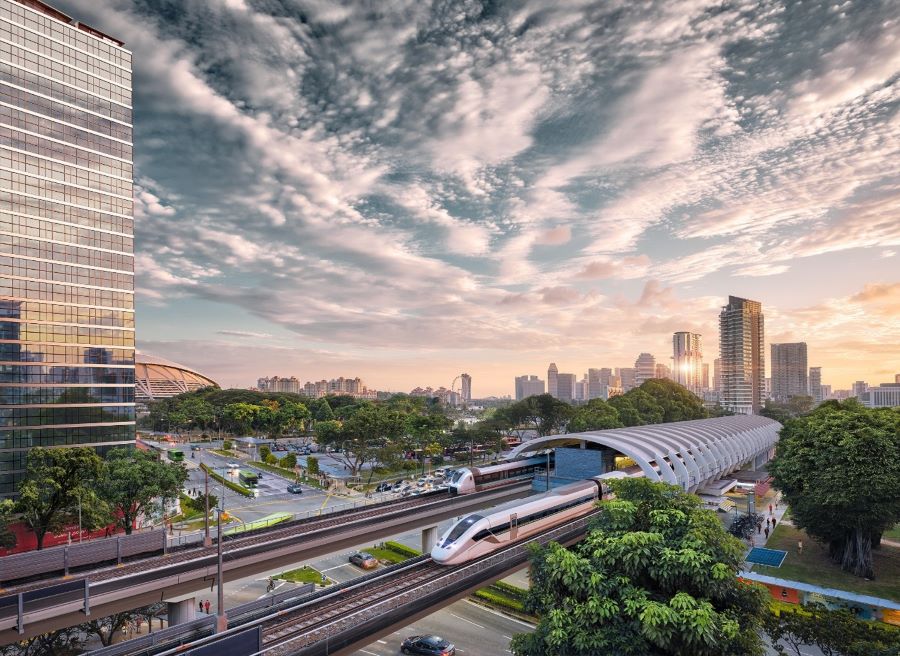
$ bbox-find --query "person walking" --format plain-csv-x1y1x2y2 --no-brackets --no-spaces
204,599,210,614
764,527,769,539
769,503,773,514
798,539,803,555
757,522,762,534
766,517,771,528
771,517,777,529
199,600,204,614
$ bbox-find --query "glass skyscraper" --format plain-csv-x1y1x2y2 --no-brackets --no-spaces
0,0,134,497
719,296,764,415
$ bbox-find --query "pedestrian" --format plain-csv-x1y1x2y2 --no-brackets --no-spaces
204,600,210,614
764,527,769,539
750,537,755,548
766,517,771,528
757,523,762,534
199,600,204,614
798,540,803,555
771,517,776,528
769,503,773,514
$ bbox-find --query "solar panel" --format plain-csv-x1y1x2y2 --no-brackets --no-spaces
746,547,787,567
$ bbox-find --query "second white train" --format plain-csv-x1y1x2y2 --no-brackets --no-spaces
431,471,629,566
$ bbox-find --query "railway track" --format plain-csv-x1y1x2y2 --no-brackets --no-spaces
260,556,444,651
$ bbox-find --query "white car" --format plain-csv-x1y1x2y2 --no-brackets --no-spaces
227,462,240,470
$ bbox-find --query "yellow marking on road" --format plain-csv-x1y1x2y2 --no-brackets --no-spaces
318,493,333,514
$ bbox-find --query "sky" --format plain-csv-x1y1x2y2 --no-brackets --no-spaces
55,0,899,396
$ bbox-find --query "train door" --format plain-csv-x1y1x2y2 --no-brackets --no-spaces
510,512,518,540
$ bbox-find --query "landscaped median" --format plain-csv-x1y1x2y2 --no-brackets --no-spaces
223,512,293,536
276,565,332,586
200,462,254,497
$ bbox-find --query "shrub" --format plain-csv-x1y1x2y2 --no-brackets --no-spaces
265,453,278,465
223,440,233,451
281,452,297,469
385,541,421,558
492,580,528,600
307,456,319,475
473,589,526,613
259,446,271,461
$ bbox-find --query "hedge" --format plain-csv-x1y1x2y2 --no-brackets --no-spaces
491,580,528,600
472,589,526,613
200,463,253,497
385,541,421,558
250,460,297,479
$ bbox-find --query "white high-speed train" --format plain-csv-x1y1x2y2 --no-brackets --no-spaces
447,455,553,495
432,471,630,565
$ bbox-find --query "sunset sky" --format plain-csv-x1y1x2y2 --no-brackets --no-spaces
55,0,899,396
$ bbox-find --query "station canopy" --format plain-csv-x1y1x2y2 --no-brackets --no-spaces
507,415,782,492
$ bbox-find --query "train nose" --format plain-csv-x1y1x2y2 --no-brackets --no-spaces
430,542,455,563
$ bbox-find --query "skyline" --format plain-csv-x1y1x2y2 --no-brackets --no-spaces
52,0,900,396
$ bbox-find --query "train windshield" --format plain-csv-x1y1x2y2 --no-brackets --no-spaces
451,470,466,483
446,514,483,542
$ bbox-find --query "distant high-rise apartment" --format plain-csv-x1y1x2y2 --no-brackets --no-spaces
808,367,823,404
634,353,656,387
713,358,722,393
587,369,621,400
258,376,301,394
851,381,868,398
821,384,832,399
771,343,808,402
672,332,703,394
701,363,710,391
460,373,472,402
0,0,135,496
547,363,559,398
617,367,637,391
719,296,765,414
859,383,900,408
556,373,576,402
514,375,544,400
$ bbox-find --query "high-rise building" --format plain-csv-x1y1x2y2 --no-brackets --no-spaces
617,367,637,391
514,375,545,400
713,358,722,393
0,0,135,497
556,373,576,402
672,332,704,394
547,363,559,398
851,381,868,398
701,363,710,391
634,353,656,386
771,343,808,402
655,363,671,380
575,375,588,402
258,376,301,394
586,369,622,400
821,384,832,399
859,383,900,408
719,296,765,414
460,373,472,402
809,367,823,404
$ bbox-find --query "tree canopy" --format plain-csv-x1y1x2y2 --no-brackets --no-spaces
512,478,767,656
768,401,900,578
568,398,623,432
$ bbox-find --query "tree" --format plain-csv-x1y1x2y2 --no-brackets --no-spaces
223,402,260,435
609,395,644,426
306,456,319,475
0,499,17,550
760,396,816,424
0,627,84,655
325,405,407,475
98,449,188,535
568,398,623,432
511,478,767,656
313,399,335,422
768,401,900,578
638,379,708,422
281,452,297,469
764,605,900,656
259,446,272,462
83,610,138,647
624,389,665,425
16,447,104,550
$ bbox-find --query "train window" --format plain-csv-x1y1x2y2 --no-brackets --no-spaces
451,471,465,483
446,514,484,542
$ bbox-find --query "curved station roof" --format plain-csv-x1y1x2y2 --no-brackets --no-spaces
135,353,219,402
508,415,781,492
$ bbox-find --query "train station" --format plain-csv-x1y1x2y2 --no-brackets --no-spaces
508,415,781,500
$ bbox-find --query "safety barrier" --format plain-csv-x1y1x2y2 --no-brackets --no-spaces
0,531,167,583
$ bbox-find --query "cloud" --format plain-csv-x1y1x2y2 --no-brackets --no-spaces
216,330,274,339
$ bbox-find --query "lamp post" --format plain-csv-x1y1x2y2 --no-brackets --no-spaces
215,503,227,633
203,467,211,547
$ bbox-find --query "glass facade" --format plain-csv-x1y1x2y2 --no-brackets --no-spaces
0,0,134,496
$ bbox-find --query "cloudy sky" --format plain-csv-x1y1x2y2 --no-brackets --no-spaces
57,0,899,395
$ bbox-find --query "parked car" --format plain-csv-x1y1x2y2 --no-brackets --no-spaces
375,482,393,493
348,551,378,569
286,483,303,494
401,635,455,655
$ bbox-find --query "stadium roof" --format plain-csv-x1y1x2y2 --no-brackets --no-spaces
508,415,781,492
135,353,219,402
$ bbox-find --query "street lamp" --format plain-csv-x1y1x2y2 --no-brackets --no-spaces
215,501,226,633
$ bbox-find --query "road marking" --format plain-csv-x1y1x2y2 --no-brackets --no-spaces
503,635,512,640
376,639,387,644
321,563,353,572
463,600,537,628
358,650,379,655
450,612,484,629
319,493,333,513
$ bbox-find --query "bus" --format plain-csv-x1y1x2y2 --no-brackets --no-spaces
168,450,184,462
239,470,259,487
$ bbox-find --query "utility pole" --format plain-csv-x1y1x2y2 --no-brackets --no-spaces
215,504,226,633
203,467,211,547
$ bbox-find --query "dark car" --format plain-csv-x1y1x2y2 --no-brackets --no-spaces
401,635,455,655
286,483,303,494
348,551,378,569
375,482,393,493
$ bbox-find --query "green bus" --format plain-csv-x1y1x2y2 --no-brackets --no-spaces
168,450,184,462
239,470,259,487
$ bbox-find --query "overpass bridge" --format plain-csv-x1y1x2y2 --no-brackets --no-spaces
0,483,532,643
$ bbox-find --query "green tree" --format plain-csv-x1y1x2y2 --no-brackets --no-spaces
624,388,665,424
313,399,335,422
83,610,138,647
764,605,900,656
512,478,767,656
638,379,708,422
271,401,310,439
0,627,84,655
281,452,297,469
609,395,644,426
0,498,17,550
760,396,816,424
568,398,623,432
259,446,272,462
16,447,104,550
223,402,261,435
306,455,319,475
330,405,407,475
507,394,573,436
768,401,900,578
98,449,188,535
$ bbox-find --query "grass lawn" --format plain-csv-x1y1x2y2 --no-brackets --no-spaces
210,449,241,458
755,524,900,602
366,546,411,564
884,524,900,541
276,565,331,585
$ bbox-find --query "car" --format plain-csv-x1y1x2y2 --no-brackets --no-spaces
227,462,240,470
375,482,393,493
190,445,201,451
286,483,303,494
348,551,377,569
401,635,455,655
